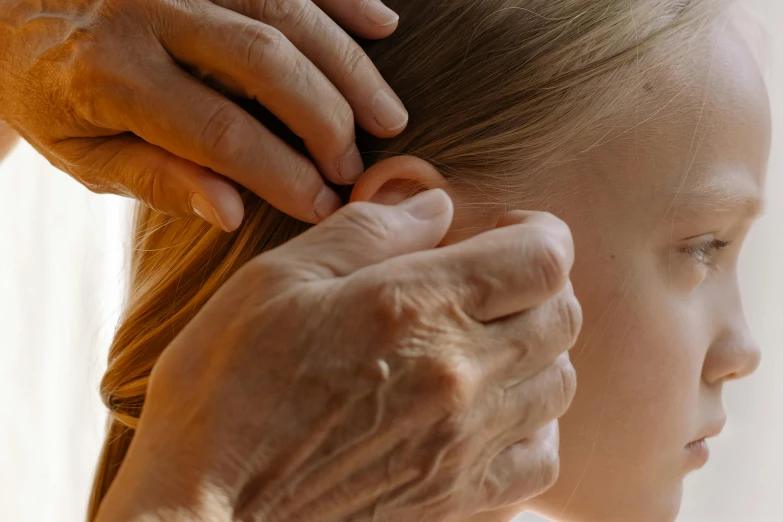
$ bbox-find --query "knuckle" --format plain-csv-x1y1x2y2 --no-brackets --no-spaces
552,354,577,417
374,278,420,325
65,39,110,125
337,44,372,84
529,353,576,423
241,24,286,76
279,51,314,95
260,0,307,26
63,27,159,129
198,103,245,160
504,333,531,362
370,279,438,353
461,269,505,319
280,158,318,204
323,98,355,144
131,160,166,211
239,253,290,290
76,169,110,194
559,287,583,348
57,145,113,194
425,355,481,414
528,231,569,294
337,202,395,243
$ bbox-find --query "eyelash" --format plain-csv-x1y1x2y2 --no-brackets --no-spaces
683,239,731,266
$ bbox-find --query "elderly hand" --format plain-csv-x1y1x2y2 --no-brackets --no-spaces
0,0,407,230
96,190,581,522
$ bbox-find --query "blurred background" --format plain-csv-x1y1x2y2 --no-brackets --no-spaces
0,1,780,521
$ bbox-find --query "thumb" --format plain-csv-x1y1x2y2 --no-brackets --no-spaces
60,134,244,231
264,189,455,282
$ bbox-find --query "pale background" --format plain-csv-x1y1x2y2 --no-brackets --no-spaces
0,1,780,521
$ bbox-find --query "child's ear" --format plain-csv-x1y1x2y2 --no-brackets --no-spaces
350,156,449,205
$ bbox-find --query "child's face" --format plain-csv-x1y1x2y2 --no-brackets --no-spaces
355,14,770,522
515,22,771,522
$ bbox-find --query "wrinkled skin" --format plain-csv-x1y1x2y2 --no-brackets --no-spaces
0,0,407,230
96,190,582,522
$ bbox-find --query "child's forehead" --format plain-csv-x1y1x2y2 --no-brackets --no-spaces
578,24,769,209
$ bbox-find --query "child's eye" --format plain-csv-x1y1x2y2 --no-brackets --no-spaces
683,238,731,266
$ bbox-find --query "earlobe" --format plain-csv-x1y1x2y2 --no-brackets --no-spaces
350,155,448,206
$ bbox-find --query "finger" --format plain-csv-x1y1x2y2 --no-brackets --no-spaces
461,352,574,451
389,419,562,517
312,0,399,39
483,280,583,382
212,0,408,139
161,5,364,185
464,353,573,507
56,134,244,231
280,458,420,522
101,58,340,224
479,420,561,510
375,210,576,323
501,351,576,434
261,189,454,281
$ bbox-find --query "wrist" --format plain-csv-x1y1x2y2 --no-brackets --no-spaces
93,444,232,522
95,481,230,522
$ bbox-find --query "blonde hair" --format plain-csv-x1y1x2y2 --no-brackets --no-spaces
88,0,726,517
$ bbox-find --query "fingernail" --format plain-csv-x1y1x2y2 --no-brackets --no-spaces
190,193,220,228
362,0,399,27
338,142,364,183
190,192,239,232
372,89,408,131
314,187,342,221
397,189,450,221
213,189,245,231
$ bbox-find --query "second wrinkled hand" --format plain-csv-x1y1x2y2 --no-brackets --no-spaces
97,190,581,522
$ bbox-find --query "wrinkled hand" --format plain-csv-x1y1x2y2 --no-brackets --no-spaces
97,190,581,522
0,0,407,230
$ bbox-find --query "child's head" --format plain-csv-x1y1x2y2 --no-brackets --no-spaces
90,1,771,521
350,1,769,520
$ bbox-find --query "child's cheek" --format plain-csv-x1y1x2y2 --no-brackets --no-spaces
573,270,700,462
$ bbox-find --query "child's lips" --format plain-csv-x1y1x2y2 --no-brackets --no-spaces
684,414,727,469
685,438,710,469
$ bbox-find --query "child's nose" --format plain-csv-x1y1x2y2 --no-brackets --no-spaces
703,321,761,385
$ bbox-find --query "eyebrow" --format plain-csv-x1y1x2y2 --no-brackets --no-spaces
670,180,766,220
